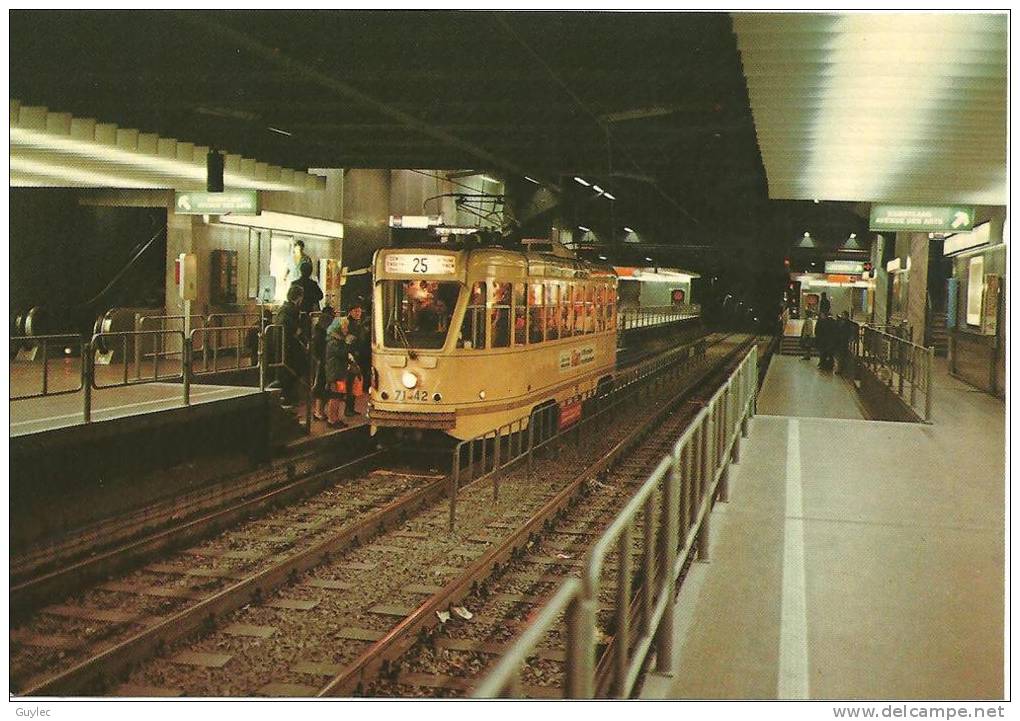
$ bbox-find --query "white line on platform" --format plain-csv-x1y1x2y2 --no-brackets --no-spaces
778,417,810,699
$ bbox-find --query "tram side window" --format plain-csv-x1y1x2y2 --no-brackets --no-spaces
459,281,486,349
562,283,572,337
529,283,545,344
579,283,587,336
595,285,606,332
546,282,560,341
513,283,527,346
607,288,617,330
490,281,511,349
583,284,595,334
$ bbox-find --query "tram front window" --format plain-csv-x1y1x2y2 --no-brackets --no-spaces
381,280,460,349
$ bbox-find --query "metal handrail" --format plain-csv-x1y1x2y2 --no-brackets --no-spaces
619,305,701,331
448,335,710,530
92,329,186,388
190,325,258,375
475,344,757,698
10,333,86,401
852,321,934,422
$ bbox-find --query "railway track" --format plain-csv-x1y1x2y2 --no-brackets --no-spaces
11,330,741,698
349,335,756,698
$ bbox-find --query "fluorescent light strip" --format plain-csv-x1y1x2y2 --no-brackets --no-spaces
11,127,305,192
578,225,591,232
624,226,635,233
524,176,540,184
603,192,616,200
11,154,165,188
217,210,344,238
574,177,591,186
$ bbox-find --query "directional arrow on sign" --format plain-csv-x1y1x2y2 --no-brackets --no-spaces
951,211,970,229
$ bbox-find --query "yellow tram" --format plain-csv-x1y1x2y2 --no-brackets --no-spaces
368,240,618,440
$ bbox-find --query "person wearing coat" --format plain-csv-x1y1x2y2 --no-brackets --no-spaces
310,306,335,421
324,316,355,428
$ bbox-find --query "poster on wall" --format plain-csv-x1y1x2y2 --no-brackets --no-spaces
982,274,1000,335
966,256,984,326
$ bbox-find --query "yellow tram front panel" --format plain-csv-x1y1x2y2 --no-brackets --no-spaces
370,247,618,439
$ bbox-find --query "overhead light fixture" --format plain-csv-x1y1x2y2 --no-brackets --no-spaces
603,192,616,200
592,185,604,193
644,257,653,262
624,227,635,233
578,225,591,232
218,210,344,238
524,176,540,184
804,232,811,238
10,126,305,192
813,199,821,204
598,255,608,260
267,126,293,137
479,174,500,185
574,177,591,186
849,233,857,239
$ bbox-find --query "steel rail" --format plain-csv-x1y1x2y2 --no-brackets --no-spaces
10,449,386,623
19,454,491,696
317,334,750,697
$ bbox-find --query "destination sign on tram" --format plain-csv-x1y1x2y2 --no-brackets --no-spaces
384,254,457,275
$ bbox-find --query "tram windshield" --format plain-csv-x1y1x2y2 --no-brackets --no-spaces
380,279,461,349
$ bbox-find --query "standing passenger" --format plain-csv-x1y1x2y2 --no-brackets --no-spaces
324,316,353,428
310,305,335,421
800,311,815,360
272,284,305,408
815,311,836,371
345,301,370,417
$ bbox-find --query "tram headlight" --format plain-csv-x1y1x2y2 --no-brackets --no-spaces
401,370,419,389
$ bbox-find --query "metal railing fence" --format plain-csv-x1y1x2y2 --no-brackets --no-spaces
10,334,87,401
448,336,710,530
618,305,701,331
474,343,758,698
853,322,934,422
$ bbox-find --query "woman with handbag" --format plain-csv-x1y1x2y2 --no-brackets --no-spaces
325,316,354,428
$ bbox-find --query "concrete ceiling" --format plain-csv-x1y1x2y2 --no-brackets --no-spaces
732,13,1007,206
10,10,768,243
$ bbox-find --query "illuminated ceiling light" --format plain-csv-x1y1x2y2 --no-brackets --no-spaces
524,176,540,184
813,199,821,204
803,232,811,238
624,227,635,233
603,192,616,200
267,126,293,137
598,255,608,260
574,176,591,186
479,174,500,184
11,154,164,188
592,185,604,193
10,127,303,191
217,210,344,238
645,257,653,262
578,225,591,232
849,233,857,239
732,14,1006,205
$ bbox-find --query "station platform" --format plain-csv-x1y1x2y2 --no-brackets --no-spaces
642,352,1005,699
10,382,259,438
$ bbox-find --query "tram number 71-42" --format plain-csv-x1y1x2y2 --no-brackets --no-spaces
393,388,430,402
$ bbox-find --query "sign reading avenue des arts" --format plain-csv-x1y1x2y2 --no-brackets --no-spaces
869,204,975,233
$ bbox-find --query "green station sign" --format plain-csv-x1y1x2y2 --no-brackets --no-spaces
174,191,260,215
869,204,975,233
